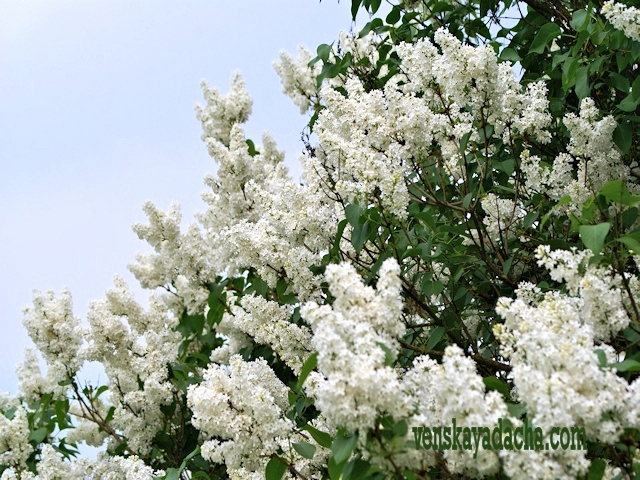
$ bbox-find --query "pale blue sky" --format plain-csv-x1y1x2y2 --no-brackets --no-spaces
0,1,364,393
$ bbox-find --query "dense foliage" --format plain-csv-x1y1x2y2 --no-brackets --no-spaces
3,0,640,478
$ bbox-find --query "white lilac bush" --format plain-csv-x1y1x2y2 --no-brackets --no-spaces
3,0,640,478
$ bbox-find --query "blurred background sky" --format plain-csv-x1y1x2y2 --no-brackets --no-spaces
0,0,364,394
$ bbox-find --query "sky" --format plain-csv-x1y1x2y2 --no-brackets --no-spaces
0,0,366,394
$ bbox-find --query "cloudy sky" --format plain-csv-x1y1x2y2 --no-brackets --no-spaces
0,1,365,393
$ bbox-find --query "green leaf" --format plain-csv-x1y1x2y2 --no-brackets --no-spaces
529,22,561,54
506,402,526,418
113,440,129,456
503,255,515,275
623,207,639,229
105,406,115,423
342,459,371,480
245,139,258,157
618,93,639,112
523,211,538,229
330,218,348,259
611,359,640,372
351,221,373,253
617,236,640,255
317,44,332,63
345,203,363,228
54,399,68,427
293,442,316,459
599,179,640,206
625,327,640,344
570,9,589,31
422,279,444,298
588,55,606,75
483,377,510,399
606,72,630,93
432,1,454,14
552,51,570,68
634,40,640,61
57,378,73,387
265,457,287,480
296,352,318,390
29,427,48,444
480,0,495,17
164,469,181,480
358,18,383,37
392,419,408,437
377,342,395,366
594,348,608,368
579,223,610,255
332,433,358,464
386,7,401,24
95,385,109,398
587,458,606,480
496,158,515,175
207,290,226,326
632,75,640,101
2,407,16,420
304,425,332,449
562,58,579,92
459,131,472,153
575,66,590,100
351,0,362,20
592,30,607,46
581,198,597,223
182,446,201,466
188,351,213,366
288,390,298,407
247,275,267,297
328,456,345,480
613,119,633,154
324,62,343,79
425,326,446,352
191,473,212,480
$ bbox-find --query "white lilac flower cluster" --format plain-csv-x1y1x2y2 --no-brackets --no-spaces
214,295,312,374
16,292,88,412
277,30,386,94
273,45,320,114
64,416,109,448
478,193,526,246
21,290,83,392
534,245,630,339
495,246,638,477
126,73,329,314
402,347,510,477
15,349,65,405
191,75,337,300
301,259,407,431
196,71,253,148
83,278,181,455
313,28,551,218
336,30,381,76
13,278,181,455
0,445,159,480
215,161,335,299
118,78,339,466
187,356,293,474
0,408,32,473
603,1,640,42
129,201,213,315
521,98,628,208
